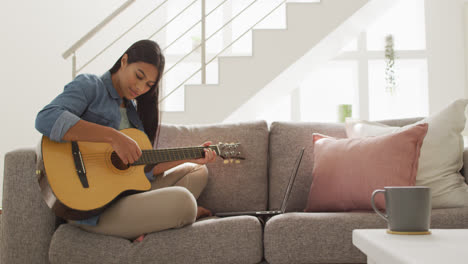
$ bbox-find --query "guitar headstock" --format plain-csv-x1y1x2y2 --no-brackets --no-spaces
217,142,245,162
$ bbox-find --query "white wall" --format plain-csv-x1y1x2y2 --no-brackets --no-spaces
425,0,467,113
0,0,124,205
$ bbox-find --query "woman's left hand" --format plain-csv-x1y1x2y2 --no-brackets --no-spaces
191,141,217,165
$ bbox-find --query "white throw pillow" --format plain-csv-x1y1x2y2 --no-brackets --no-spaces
345,99,468,208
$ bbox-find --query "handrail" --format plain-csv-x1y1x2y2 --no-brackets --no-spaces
206,0,258,45
77,0,198,75
62,0,135,60
64,0,290,106
163,0,260,76
76,0,170,74
160,0,288,103
207,0,287,65
162,0,229,53
146,0,199,40
201,0,206,84
160,68,202,104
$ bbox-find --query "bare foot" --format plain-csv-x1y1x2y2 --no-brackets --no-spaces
133,234,145,243
196,206,212,220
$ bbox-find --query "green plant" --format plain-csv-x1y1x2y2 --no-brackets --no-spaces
385,34,396,94
338,104,352,123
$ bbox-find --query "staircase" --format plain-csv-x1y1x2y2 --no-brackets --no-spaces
161,0,398,124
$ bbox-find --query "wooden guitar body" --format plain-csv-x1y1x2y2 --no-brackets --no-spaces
37,128,152,220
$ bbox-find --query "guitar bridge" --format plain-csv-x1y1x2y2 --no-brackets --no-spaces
71,142,89,188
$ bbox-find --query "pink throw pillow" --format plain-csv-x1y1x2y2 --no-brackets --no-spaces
304,123,428,212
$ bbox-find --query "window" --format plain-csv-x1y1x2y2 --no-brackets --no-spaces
366,0,426,51
299,0,428,122
368,59,428,120
299,61,358,123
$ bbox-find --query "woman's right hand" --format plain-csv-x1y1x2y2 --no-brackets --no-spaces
63,120,142,165
110,130,142,165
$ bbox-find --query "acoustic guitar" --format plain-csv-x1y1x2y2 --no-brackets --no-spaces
36,128,244,220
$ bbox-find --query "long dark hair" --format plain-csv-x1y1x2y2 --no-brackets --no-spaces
109,40,165,146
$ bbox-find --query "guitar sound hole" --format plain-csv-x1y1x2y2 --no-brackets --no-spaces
110,152,130,171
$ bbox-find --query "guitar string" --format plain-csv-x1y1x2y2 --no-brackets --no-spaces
79,148,237,166
80,148,212,156
77,146,223,166
81,151,207,159
81,150,208,163
80,147,211,157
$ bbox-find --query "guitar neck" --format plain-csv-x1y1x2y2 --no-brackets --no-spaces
132,145,219,165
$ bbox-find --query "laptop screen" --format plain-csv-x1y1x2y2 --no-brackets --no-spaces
279,148,305,212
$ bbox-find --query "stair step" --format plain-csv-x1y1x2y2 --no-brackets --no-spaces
162,0,394,125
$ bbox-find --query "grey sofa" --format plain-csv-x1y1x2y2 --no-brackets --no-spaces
2,119,468,264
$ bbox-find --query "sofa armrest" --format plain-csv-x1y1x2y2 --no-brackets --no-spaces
1,149,56,264
464,147,468,184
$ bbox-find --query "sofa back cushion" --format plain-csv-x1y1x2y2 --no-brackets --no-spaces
157,120,269,212
305,123,428,212
268,118,423,211
346,99,468,208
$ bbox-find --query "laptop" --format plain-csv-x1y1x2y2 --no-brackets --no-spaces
215,148,305,218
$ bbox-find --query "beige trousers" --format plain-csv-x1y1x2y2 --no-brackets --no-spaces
75,163,208,239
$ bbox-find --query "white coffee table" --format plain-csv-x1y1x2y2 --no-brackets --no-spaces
352,229,468,264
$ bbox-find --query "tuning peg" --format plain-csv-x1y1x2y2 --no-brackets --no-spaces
224,160,229,164
235,160,240,164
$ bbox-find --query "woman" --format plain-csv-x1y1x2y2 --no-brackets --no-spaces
35,39,215,240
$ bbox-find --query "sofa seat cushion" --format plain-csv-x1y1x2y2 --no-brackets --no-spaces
49,216,263,264
263,208,468,264
264,213,383,264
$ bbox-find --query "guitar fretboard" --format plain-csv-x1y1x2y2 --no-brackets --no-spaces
132,145,219,165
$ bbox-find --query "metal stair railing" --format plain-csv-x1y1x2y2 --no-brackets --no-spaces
161,0,230,80
63,0,290,104
62,0,137,78
75,0,171,76
159,0,288,103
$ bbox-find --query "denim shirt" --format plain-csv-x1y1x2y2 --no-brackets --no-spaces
35,71,155,225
